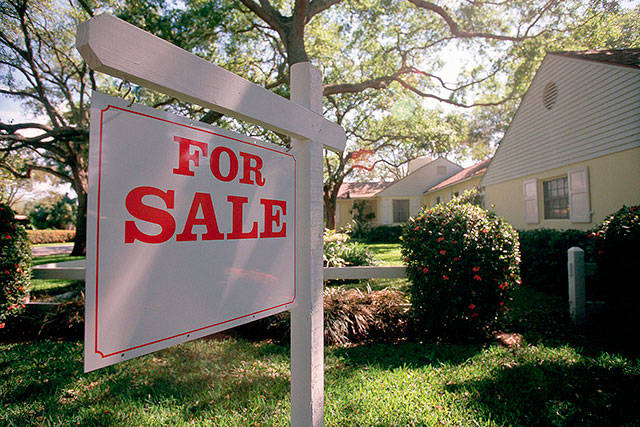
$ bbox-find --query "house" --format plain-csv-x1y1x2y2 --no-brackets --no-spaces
335,49,640,232
424,158,491,207
335,156,462,228
481,49,640,230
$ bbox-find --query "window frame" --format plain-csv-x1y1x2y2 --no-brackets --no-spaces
392,199,410,223
543,176,569,220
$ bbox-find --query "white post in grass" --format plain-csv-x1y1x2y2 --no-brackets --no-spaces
290,62,325,427
568,247,586,325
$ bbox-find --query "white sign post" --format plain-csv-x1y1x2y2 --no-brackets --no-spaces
77,13,345,427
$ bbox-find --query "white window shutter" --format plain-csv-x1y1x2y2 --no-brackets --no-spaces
523,179,539,224
569,167,591,223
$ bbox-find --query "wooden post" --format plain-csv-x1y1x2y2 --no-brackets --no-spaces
290,62,325,427
568,247,586,325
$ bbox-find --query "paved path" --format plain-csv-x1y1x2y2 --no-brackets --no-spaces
31,244,74,257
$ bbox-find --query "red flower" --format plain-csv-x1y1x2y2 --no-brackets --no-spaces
452,240,457,244
472,266,480,272
440,250,446,255
0,323,5,329
404,257,409,262
471,313,479,318
453,257,460,261
442,274,449,280
468,303,476,310
437,237,444,242
473,274,482,281
598,250,604,255
414,226,419,231
422,267,429,274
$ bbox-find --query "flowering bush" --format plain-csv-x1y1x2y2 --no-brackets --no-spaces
401,200,520,339
590,205,640,325
0,204,31,326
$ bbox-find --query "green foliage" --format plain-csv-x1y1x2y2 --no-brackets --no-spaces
347,200,375,239
518,229,590,296
28,194,77,230
590,205,640,326
0,204,31,325
401,200,520,338
323,229,376,267
27,229,76,244
453,188,483,206
363,225,404,243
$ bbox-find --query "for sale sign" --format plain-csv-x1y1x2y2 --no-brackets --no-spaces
85,92,295,371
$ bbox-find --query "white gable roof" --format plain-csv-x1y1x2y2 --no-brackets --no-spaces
377,157,462,197
481,52,640,187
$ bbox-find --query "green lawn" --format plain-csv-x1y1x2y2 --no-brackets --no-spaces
2,337,638,425
6,242,638,424
367,243,403,266
31,254,85,266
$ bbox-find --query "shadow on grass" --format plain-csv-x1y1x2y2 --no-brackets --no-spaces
331,341,483,371
1,338,290,425
446,359,640,426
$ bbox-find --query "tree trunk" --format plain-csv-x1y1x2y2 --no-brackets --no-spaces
325,194,336,230
71,189,87,256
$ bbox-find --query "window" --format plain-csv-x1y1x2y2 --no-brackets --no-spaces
543,177,569,219
393,199,410,223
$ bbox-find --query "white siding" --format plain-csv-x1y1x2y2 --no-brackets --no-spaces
482,54,640,186
377,157,462,197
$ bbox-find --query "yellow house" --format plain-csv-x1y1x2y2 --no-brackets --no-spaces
423,159,491,207
481,49,640,231
335,156,462,229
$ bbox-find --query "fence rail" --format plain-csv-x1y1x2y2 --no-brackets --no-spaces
33,261,408,281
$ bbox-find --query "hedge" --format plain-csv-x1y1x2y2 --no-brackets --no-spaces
26,230,76,244
363,225,403,243
517,229,590,297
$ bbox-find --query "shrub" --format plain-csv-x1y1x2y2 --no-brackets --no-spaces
401,200,520,339
0,204,31,326
26,229,76,244
323,229,376,267
324,286,409,345
590,205,640,328
28,194,76,229
363,225,403,243
518,229,590,296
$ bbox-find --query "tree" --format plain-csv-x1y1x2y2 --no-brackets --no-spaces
0,0,93,255
27,193,76,229
117,0,634,228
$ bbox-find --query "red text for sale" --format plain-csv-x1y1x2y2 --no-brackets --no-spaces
124,136,287,244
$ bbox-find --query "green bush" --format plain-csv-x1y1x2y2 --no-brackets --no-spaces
0,204,31,326
363,225,404,243
518,229,590,296
26,229,76,244
590,205,640,328
323,229,376,267
401,200,520,339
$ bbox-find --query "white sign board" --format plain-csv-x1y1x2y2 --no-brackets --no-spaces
85,92,295,372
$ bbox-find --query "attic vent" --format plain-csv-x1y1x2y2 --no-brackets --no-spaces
543,82,558,110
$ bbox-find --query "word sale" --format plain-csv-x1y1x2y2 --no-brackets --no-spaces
123,136,287,244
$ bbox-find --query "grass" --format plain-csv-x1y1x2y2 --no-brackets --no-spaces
2,336,639,425
31,254,85,266
6,241,637,424
367,243,403,266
